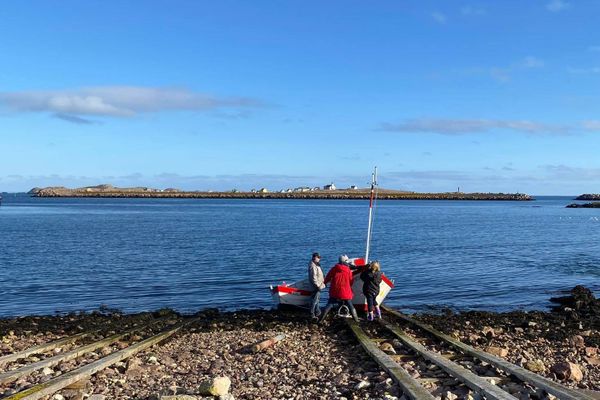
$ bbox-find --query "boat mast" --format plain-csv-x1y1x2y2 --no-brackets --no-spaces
365,167,378,263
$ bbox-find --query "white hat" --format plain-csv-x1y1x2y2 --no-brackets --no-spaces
339,254,349,263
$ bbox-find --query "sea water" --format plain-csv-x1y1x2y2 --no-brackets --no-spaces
0,195,598,317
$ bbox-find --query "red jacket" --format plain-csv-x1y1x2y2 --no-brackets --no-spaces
324,263,354,300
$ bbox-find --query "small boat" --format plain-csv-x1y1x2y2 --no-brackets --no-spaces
270,257,394,309
270,168,394,310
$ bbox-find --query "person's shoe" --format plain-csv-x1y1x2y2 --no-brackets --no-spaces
367,313,374,321
376,307,382,319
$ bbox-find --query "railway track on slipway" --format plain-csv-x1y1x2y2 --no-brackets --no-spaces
0,316,190,400
347,306,599,400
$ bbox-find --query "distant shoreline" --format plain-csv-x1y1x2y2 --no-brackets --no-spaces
29,185,533,201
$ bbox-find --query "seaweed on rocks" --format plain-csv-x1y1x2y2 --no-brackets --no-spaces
550,285,600,318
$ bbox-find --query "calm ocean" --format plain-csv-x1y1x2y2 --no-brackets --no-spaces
0,194,598,317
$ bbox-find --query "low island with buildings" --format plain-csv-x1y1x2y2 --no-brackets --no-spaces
29,184,533,201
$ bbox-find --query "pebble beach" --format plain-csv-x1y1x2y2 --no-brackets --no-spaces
1,287,600,400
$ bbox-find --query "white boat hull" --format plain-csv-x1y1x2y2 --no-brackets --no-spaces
270,258,394,310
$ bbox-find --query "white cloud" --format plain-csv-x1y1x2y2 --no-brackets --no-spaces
542,164,600,180
581,120,600,131
378,118,570,135
568,67,600,74
521,56,545,68
461,5,486,16
432,12,447,23
546,0,569,12
486,56,544,82
0,86,262,122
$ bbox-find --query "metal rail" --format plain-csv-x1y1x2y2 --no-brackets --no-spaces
0,331,95,367
382,306,596,400
346,320,435,400
3,323,184,400
0,319,169,385
381,320,517,400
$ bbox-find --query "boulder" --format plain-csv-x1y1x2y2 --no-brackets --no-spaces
484,346,508,358
199,376,231,396
443,391,458,400
354,380,371,390
525,359,546,373
482,326,495,338
380,342,396,354
570,335,585,348
467,334,482,344
584,356,600,366
551,362,583,382
584,347,597,357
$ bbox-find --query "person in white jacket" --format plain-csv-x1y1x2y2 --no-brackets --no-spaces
308,252,325,319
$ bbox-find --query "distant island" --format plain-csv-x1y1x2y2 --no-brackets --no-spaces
575,194,600,201
566,202,600,208
29,184,533,201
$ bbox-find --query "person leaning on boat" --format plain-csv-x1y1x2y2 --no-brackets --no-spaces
360,260,383,321
318,255,360,323
308,252,325,319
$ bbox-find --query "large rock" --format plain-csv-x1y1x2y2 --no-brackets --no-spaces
570,335,585,348
481,326,495,338
199,376,231,396
525,359,546,373
380,342,396,354
484,346,508,358
551,362,583,382
584,347,597,357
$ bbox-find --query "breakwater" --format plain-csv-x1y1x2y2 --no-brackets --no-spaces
567,202,600,208
31,185,533,201
576,194,600,201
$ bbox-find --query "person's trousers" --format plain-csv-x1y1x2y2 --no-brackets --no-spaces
365,293,378,312
319,298,359,322
310,290,321,317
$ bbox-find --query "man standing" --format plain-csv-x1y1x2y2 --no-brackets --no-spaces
308,252,325,319
318,255,359,323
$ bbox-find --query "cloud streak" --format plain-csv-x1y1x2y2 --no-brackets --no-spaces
431,12,447,24
0,86,263,123
378,118,572,135
546,0,569,12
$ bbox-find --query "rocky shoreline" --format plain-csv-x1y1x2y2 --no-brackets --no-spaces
566,202,600,208
30,185,533,201
1,287,599,399
575,194,600,201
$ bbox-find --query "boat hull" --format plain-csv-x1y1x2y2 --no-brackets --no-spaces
270,258,394,310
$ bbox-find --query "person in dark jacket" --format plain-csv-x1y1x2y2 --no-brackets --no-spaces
360,261,382,321
318,255,359,323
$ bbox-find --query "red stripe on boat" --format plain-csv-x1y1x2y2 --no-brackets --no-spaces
272,286,313,296
382,274,394,288
353,258,366,266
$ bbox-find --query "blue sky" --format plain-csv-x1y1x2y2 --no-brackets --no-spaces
1,0,599,194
